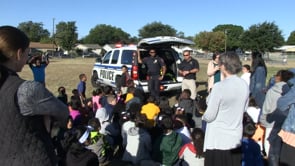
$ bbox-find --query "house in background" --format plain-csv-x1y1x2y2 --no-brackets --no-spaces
275,45,295,59
275,45,295,53
29,42,57,55
75,44,102,57
102,44,117,52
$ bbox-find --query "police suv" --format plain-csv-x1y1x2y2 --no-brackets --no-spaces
91,36,194,93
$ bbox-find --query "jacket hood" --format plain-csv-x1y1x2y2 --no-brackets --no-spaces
271,82,286,94
127,127,145,136
287,68,295,87
127,127,139,136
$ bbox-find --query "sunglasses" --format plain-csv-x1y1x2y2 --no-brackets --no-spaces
149,52,155,53
176,107,184,111
183,54,190,56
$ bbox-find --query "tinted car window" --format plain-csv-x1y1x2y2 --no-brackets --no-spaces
121,50,134,65
102,51,112,64
111,50,119,64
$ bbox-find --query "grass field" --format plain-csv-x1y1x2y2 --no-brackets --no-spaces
19,57,295,98
18,57,294,165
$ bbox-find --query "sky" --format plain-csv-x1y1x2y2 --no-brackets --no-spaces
1,0,295,40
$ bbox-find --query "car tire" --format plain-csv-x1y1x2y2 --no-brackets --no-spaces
115,75,122,89
91,71,100,88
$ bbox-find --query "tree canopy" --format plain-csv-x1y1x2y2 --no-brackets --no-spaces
18,21,50,42
15,20,293,54
194,31,225,52
55,21,78,52
286,31,295,45
213,24,244,51
241,21,284,52
138,21,177,38
82,24,131,45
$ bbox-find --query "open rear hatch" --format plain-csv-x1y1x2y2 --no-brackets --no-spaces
136,36,195,84
137,36,195,49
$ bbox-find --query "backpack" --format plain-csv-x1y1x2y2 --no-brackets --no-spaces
90,131,113,164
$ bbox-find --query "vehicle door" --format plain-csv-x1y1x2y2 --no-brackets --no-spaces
98,50,116,86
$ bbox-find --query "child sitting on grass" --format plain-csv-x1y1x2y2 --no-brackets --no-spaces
87,118,112,166
242,113,264,166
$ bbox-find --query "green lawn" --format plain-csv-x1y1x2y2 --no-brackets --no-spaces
19,57,294,98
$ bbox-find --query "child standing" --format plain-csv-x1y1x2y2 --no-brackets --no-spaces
119,65,131,95
27,53,49,85
77,73,87,106
241,64,251,86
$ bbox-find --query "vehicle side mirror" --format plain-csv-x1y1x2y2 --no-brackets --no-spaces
96,57,102,63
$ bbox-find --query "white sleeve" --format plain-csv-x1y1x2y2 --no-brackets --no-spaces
202,83,222,122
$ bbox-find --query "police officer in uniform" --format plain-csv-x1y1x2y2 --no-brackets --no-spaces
138,49,166,99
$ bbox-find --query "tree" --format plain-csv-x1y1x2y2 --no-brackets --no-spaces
55,21,78,52
138,21,177,38
82,24,131,45
194,31,225,52
176,31,185,38
18,21,50,42
241,21,284,52
286,31,295,45
213,24,244,51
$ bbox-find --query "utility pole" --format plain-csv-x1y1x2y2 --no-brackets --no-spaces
224,29,227,53
52,18,55,55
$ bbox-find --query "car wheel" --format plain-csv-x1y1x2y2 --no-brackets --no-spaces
91,71,100,88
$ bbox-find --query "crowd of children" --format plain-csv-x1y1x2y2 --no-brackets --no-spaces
51,53,295,166
52,75,209,166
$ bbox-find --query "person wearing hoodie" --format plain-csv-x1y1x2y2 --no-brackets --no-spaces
152,116,182,166
259,69,294,158
65,126,99,166
87,118,112,165
122,113,152,165
95,107,114,147
276,70,295,166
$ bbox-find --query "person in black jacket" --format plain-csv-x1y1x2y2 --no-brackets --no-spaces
0,26,69,166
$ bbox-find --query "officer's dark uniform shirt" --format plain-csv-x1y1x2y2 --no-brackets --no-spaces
178,58,199,80
143,56,165,76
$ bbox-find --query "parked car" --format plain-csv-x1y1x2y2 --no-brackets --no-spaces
82,52,100,58
91,36,194,93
